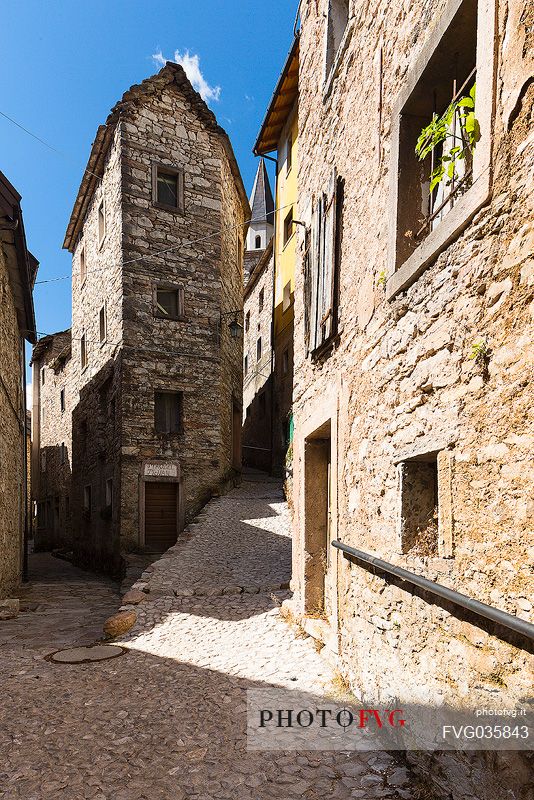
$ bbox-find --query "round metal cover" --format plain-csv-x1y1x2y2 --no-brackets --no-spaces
49,645,125,663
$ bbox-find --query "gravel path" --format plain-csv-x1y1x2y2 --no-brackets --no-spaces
0,480,416,800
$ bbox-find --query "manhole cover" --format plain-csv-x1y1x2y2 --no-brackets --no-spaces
49,645,125,664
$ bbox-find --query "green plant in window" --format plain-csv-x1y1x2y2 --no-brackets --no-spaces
415,82,480,193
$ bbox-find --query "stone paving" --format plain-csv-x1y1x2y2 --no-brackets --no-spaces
0,480,418,800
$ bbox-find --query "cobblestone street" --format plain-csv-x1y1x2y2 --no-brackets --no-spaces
1,479,416,800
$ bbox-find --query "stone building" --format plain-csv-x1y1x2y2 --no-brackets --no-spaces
254,37,299,475
34,62,248,575
242,160,275,471
286,1,533,798
31,329,73,552
0,171,38,599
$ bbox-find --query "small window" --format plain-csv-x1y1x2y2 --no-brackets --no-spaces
60,388,65,412
152,164,184,211
41,367,46,386
97,200,106,246
283,208,294,246
325,0,350,77
60,442,66,465
283,281,292,312
154,390,183,434
259,288,264,312
80,332,87,370
255,235,262,249
99,305,107,343
256,337,262,362
155,286,184,320
282,348,289,376
245,311,250,332
105,478,113,511
399,456,439,556
286,133,293,175
83,485,92,512
244,355,249,376
80,247,86,285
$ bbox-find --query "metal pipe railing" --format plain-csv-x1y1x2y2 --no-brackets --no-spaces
332,540,534,642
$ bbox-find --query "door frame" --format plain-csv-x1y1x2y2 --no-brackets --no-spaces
138,461,183,547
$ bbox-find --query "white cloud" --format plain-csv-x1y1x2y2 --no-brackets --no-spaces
152,49,221,104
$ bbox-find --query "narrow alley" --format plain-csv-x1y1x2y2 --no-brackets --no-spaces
1,478,416,800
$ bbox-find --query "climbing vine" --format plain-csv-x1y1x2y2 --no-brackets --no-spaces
415,82,480,193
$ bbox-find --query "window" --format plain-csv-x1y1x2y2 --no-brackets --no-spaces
388,0,496,299
80,246,86,285
154,390,183,434
155,286,184,320
283,208,294,246
97,200,105,246
282,348,289,376
325,0,349,78
83,485,92,512
306,171,342,353
60,442,66,465
255,235,262,249
286,133,293,174
99,305,107,343
80,332,87,370
41,367,45,386
283,281,292,312
256,337,262,362
152,164,184,212
259,288,264,312
244,355,249,376
398,449,454,557
60,388,65,412
245,311,250,332
105,478,113,511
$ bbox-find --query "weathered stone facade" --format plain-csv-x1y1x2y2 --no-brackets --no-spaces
35,62,248,576
243,240,274,472
289,1,533,798
0,172,37,598
31,330,73,552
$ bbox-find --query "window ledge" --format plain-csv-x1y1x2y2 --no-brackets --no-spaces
387,170,491,301
154,314,187,323
153,201,184,215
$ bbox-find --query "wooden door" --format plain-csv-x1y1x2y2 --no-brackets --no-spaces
144,482,178,552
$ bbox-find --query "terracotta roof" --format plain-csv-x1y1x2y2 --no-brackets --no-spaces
254,36,299,155
64,62,250,251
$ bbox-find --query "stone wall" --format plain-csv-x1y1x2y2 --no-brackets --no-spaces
243,243,274,471
0,246,24,598
291,1,533,798
32,330,74,552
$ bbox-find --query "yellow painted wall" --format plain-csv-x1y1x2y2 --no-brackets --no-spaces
274,108,298,337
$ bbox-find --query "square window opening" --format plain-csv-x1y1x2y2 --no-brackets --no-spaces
154,390,184,434
283,208,294,246
399,455,439,556
256,337,262,362
156,287,184,320
153,164,184,211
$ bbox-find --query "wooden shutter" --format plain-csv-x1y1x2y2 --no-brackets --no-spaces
309,196,322,352
154,392,166,432
319,169,337,344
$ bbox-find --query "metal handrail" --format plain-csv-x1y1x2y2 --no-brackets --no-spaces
332,540,534,642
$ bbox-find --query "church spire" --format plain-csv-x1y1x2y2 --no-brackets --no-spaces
246,158,274,251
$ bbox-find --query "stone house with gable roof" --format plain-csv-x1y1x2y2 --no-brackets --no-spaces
34,61,248,575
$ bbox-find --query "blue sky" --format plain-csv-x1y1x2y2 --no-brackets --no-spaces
0,0,296,384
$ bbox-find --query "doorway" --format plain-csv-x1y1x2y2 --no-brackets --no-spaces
303,422,332,615
144,482,178,552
